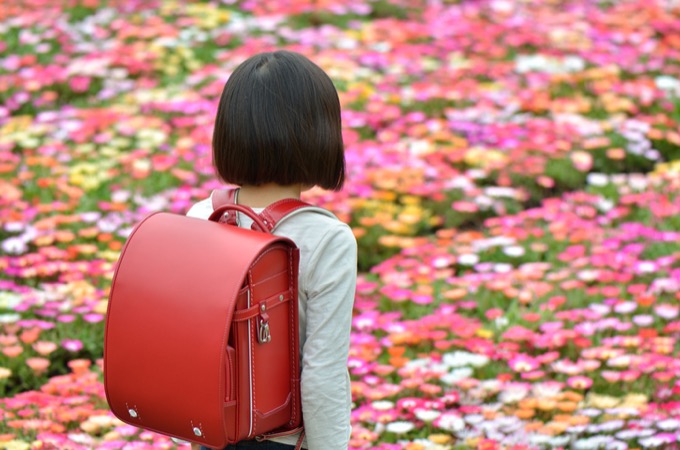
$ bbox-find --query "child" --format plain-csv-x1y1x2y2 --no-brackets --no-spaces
186,51,357,450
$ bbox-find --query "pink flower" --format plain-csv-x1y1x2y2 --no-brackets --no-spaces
485,308,504,320
570,151,593,172
508,354,540,373
69,76,92,93
567,376,593,390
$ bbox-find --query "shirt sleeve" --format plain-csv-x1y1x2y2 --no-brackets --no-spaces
300,223,357,450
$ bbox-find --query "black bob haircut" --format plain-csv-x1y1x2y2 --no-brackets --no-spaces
212,51,345,191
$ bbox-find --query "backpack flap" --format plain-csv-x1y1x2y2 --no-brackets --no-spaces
104,212,295,448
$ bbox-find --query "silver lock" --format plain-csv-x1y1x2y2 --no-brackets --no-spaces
128,408,138,418
193,427,203,437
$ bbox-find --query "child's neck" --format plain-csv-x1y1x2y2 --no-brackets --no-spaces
237,184,302,208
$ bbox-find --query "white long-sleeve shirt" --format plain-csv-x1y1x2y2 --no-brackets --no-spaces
187,194,357,450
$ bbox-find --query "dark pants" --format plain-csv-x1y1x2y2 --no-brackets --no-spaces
200,441,295,450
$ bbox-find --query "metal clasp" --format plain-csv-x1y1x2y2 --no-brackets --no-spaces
257,303,271,344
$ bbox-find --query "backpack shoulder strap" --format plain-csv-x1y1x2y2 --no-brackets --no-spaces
262,198,336,233
211,189,335,233
211,188,237,210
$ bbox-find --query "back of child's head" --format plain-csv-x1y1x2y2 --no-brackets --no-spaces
212,50,345,191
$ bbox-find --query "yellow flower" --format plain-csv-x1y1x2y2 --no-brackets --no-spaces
93,300,109,315
652,160,680,176
428,434,452,445
187,3,230,28
0,115,33,134
0,367,12,379
621,393,648,408
476,328,494,339
464,147,507,169
585,394,620,409
1,440,30,450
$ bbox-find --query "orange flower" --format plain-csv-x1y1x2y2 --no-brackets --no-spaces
32,341,58,356
442,288,466,301
518,398,537,410
557,401,578,412
26,357,50,375
2,345,23,358
536,398,557,411
638,328,658,339
68,359,92,375
636,294,656,307
419,383,442,396
514,408,535,419
20,327,41,344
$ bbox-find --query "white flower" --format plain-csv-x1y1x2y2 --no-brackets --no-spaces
472,236,515,251
636,261,658,274
3,221,24,232
464,414,485,425
371,401,394,411
596,198,615,212
457,254,479,266
440,367,474,385
1,237,27,255
484,186,518,198
579,408,602,417
0,314,21,324
651,278,680,294
111,190,131,203
385,421,414,434
657,418,680,430
614,301,637,314
67,434,94,445
590,303,611,316
654,304,679,320
598,420,625,432
605,441,629,450
628,175,649,191
443,351,488,368
639,435,672,448
655,75,680,92
414,409,441,422
498,387,529,404
435,413,465,432
615,429,640,440
578,269,599,282
633,315,654,327
563,56,586,72
474,195,494,210
0,292,22,309
528,433,552,445
503,246,525,257
548,435,571,447
587,172,609,186
493,263,513,273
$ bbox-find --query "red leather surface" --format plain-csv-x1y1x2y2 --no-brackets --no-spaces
104,212,299,447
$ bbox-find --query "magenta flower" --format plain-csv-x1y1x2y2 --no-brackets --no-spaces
61,339,84,352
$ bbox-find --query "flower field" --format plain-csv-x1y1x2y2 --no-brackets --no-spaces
1,0,680,448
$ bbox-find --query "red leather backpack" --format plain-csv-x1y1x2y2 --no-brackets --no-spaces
105,189,328,448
